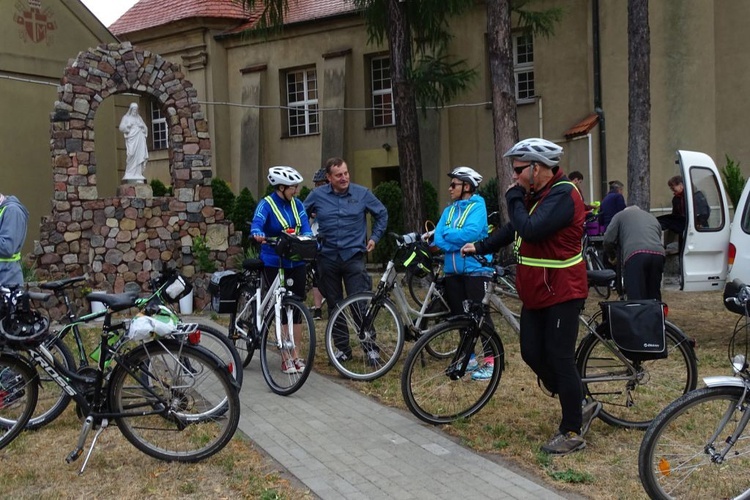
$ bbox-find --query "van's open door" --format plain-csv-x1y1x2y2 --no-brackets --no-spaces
677,150,731,291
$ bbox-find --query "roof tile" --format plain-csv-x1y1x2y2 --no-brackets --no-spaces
563,113,599,139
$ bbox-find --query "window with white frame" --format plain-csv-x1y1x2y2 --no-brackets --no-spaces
150,101,168,150
371,56,395,127
286,68,319,136
513,33,535,102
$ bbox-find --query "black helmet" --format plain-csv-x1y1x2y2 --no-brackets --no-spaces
313,168,327,184
0,290,50,348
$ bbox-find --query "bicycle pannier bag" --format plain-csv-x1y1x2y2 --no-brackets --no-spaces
208,271,241,313
599,300,667,361
275,232,317,262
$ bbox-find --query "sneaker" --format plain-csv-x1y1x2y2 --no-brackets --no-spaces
365,350,381,367
580,400,602,437
471,362,494,381
281,359,297,374
541,431,586,455
312,308,323,321
465,354,479,372
293,358,306,374
332,350,352,365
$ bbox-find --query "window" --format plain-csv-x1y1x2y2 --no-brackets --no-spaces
150,101,168,150
513,33,535,103
286,68,319,136
371,56,395,127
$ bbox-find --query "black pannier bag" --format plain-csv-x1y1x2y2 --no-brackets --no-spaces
598,299,667,361
275,232,317,262
208,271,241,313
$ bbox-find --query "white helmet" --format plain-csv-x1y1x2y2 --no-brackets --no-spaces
268,166,303,186
448,166,483,189
503,138,563,167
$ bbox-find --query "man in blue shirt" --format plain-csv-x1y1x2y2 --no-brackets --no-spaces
303,157,388,364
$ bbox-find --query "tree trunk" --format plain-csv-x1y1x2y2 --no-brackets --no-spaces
627,0,651,209
385,0,425,233
487,0,518,229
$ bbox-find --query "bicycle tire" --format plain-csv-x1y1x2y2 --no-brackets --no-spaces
0,352,38,450
230,287,257,367
584,247,611,299
25,338,75,430
325,292,405,381
110,340,239,462
576,317,698,429
401,319,504,425
638,385,750,499
192,323,244,389
259,297,315,396
406,269,437,307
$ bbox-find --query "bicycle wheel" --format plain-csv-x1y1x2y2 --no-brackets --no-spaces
192,323,244,388
26,337,75,430
259,297,315,396
110,341,239,462
401,319,504,425
0,353,38,450
407,269,436,307
577,318,698,428
231,287,257,368
325,292,405,381
638,386,750,499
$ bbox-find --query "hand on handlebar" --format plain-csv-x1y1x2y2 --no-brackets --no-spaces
460,243,476,257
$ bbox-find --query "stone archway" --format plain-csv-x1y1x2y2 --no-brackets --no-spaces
36,42,240,314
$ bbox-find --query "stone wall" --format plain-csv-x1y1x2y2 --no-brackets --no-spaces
33,42,242,319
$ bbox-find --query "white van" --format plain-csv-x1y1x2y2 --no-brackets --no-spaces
673,150,732,291
728,178,750,284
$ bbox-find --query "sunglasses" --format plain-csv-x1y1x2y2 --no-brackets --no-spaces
448,182,464,189
513,163,534,175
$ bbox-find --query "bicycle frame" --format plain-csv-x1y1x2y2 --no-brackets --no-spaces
233,268,297,352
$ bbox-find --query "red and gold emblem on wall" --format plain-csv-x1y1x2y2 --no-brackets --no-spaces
14,0,57,44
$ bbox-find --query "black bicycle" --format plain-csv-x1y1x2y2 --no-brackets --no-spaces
0,287,240,473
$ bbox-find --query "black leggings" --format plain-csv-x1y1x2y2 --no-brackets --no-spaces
520,298,585,434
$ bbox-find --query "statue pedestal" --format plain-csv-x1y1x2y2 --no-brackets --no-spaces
117,183,153,198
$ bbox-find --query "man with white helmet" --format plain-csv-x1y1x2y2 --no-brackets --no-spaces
462,138,600,455
251,166,314,374
433,166,495,380
303,157,388,365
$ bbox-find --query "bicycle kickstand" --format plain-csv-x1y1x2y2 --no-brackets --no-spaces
65,415,110,475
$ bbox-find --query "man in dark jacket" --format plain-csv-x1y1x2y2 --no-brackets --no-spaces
462,138,601,455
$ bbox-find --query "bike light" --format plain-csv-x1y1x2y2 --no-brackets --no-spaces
732,354,746,374
188,331,201,345
663,304,669,318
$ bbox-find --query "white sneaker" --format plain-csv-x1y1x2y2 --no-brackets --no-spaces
293,358,306,374
281,359,297,374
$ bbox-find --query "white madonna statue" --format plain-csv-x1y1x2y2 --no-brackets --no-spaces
119,102,149,182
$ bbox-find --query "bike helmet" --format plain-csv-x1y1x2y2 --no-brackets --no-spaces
503,138,563,167
0,292,50,348
268,166,303,186
448,166,483,189
312,167,327,184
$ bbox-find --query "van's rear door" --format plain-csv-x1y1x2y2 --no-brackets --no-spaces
677,150,731,291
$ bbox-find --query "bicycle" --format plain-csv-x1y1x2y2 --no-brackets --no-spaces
0,287,240,473
215,234,316,396
638,280,750,499
324,232,452,381
27,270,242,431
401,260,698,426
582,213,612,298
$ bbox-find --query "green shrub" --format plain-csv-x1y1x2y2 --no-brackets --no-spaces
722,154,746,209
150,179,172,196
478,177,501,217
232,187,257,250
211,178,236,213
372,181,404,265
192,235,217,273
298,186,311,201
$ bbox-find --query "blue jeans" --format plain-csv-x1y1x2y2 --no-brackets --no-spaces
317,253,372,354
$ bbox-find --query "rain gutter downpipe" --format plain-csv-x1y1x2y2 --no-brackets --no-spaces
593,0,608,199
